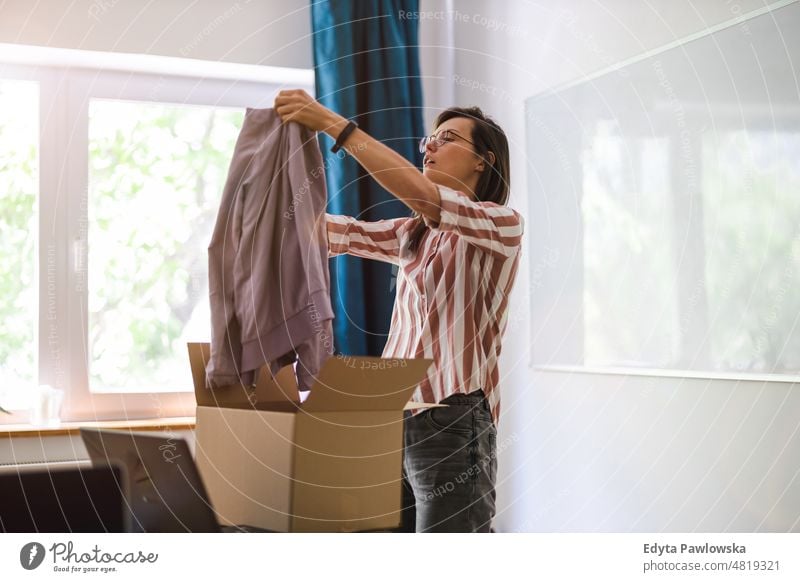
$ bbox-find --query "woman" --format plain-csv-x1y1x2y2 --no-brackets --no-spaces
275,89,523,532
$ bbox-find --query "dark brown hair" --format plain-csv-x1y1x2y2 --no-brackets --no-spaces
407,106,511,253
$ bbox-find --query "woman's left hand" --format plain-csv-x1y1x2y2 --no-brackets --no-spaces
274,89,341,132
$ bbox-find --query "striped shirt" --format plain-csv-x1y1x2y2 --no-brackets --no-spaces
325,185,524,425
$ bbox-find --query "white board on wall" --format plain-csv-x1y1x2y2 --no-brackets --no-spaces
525,1,800,379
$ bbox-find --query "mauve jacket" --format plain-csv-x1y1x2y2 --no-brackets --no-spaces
205,108,334,391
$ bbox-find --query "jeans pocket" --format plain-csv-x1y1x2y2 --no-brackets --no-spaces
486,430,497,484
425,405,474,436
475,400,493,425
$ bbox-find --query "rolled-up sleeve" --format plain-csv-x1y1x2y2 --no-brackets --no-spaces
428,185,524,259
325,214,409,265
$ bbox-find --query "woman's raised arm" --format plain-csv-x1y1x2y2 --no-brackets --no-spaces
275,89,441,222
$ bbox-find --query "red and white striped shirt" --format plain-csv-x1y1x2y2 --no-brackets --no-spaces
325,185,523,424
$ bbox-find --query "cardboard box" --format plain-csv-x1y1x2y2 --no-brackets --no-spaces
187,343,432,532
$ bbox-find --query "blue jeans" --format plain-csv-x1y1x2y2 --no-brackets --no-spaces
400,390,497,532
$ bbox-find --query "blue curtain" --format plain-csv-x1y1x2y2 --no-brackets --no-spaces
312,0,425,356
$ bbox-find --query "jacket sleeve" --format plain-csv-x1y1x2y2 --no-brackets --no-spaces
426,184,524,259
206,182,246,387
325,214,409,265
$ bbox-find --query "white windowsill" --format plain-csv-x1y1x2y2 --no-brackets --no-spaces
0,417,196,438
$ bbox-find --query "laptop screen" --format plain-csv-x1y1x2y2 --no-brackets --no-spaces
0,464,128,533
80,428,220,533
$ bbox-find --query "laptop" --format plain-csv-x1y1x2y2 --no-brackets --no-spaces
80,427,270,533
0,463,128,533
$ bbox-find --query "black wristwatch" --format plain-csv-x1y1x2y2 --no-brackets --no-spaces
330,120,358,153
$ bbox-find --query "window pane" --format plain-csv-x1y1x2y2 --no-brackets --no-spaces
0,79,38,405
88,100,243,392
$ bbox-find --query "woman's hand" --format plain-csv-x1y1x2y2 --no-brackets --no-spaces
274,89,344,133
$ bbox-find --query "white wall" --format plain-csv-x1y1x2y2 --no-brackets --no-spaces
0,0,312,69
420,0,800,532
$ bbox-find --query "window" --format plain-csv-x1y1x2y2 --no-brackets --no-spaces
525,1,800,380
0,45,313,421
88,100,244,392
0,79,38,407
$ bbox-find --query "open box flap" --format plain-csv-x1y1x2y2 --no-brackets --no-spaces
301,356,433,413
189,343,433,413
188,343,300,410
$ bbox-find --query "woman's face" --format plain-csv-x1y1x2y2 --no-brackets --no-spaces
422,117,484,199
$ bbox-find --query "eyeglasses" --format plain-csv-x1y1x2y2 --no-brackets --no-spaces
418,129,476,154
